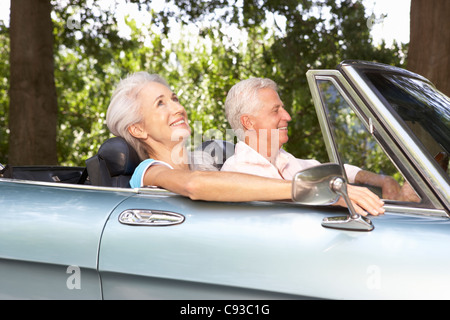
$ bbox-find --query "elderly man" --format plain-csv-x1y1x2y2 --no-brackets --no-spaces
221,78,408,212
222,78,363,179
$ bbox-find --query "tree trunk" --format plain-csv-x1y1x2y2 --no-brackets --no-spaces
9,0,58,165
408,0,450,97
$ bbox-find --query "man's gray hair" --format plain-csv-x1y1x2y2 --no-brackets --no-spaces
225,78,278,141
106,72,169,160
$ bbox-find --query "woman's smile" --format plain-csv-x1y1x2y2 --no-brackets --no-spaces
170,118,188,127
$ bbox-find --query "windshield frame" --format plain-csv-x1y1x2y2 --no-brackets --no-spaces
338,61,449,211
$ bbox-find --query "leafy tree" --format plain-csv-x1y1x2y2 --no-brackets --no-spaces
408,0,450,97
8,0,57,165
52,4,273,165
159,0,406,161
52,1,143,165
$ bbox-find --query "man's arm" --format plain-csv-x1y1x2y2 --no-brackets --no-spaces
354,170,420,202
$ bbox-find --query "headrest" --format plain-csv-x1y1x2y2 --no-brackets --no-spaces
97,137,140,176
191,140,235,170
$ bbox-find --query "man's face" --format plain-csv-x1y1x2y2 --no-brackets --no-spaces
243,88,292,156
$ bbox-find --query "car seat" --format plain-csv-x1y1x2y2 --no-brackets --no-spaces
192,139,235,171
86,138,235,188
85,137,140,188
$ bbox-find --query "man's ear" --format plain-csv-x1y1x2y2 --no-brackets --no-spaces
128,123,147,139
240,114,254,131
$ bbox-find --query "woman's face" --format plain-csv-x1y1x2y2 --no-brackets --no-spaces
130,81,191,150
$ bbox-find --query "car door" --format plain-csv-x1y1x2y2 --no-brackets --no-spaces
98,190,334,299
0,180,131,299
98,188,450,300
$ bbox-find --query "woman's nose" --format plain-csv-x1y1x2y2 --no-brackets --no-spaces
170,100,185,114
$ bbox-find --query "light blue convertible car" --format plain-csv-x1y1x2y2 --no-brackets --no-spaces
0,61,449,300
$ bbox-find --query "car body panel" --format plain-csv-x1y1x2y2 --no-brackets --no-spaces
1,180,449,299
98,191,450,300
0,180,131,299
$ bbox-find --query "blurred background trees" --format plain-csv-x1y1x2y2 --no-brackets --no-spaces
0,0,423,166
407,0,450,100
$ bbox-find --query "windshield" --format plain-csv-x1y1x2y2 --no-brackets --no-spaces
364,72,450,176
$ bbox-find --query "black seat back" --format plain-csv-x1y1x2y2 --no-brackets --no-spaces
86,138,234,187
194,140,235,170
86,137,140,188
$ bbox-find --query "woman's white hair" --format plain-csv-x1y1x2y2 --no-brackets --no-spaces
225,78,278,141
106,72,169,160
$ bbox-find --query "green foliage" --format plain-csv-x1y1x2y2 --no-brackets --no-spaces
167,23,275,146
0,0,408,166
52,2,143,165
319,79,402,181
161,0,406,162
260,0,406,162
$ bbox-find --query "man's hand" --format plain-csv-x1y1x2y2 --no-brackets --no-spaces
398,182,421,202
380,175,402,200
355,170,420,203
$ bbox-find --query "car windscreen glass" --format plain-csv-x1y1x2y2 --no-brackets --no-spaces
316,78,423,205
363,72,450,177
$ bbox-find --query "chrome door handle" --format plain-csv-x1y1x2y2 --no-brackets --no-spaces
118,209,185,226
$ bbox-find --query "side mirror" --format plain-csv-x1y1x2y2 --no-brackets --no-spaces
292,163,341,205
292,163,374,232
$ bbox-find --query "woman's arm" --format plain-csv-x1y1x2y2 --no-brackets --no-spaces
145,165,292,202
144,165,385,215
335,184,385,216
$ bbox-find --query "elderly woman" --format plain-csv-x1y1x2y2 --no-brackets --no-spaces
106,72,385,215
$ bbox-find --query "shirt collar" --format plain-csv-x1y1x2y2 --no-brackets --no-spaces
234,141,271,167
235,141,290,170
275,149,291,171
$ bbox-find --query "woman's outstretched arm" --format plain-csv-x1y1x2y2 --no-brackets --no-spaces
143,165,385,215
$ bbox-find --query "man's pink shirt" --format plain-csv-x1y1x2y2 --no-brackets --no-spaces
221,141,361,182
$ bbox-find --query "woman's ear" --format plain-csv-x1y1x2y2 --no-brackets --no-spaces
240,114,254,131
128,123,147,139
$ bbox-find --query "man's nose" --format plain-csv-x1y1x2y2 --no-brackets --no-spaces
282,108,292,122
